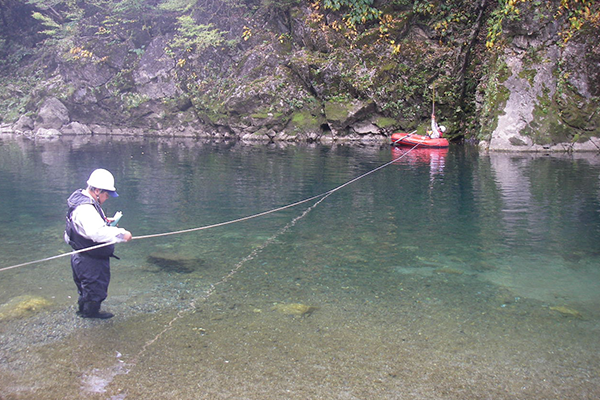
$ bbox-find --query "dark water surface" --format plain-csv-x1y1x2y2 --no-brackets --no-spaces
1,135,599,399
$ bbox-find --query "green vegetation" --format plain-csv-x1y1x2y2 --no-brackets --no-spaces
318,0,381,29
478,58,511,141
486,0,600,49
0,0,597,143
170,16,225,53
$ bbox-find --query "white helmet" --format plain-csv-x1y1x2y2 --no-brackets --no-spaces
440,125,447,133
87,169,118,197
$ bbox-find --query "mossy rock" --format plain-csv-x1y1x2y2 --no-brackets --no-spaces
0,295,53,321
373,116,398,129
518,68,537,87
558,92,599,131
324,100,352,122
288,109,326,132
497,61,511,84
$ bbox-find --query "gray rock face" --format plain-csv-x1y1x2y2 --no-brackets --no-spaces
488,46,558,151
482,3,600,152
133,36,178,99
36,98,70,130
13,115,34,133
485,38,600,152
324,99,376,137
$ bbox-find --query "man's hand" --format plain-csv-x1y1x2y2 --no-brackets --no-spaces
122,231,133,242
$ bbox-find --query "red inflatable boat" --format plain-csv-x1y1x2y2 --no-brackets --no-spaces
391,132,449,148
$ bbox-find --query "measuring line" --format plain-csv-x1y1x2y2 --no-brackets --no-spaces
0,143,421,273
114,142,422,377
130,190,334,364
81,191,335,396
3,142,424,396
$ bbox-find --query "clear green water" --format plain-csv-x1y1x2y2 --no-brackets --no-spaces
0,135,599,399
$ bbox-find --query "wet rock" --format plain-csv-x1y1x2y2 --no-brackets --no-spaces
61,122,92,135
351,120,380,135
35,128,62,138
13,115,34,132
0,123,12,133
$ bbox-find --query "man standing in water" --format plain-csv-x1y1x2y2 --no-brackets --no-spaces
64,169,132,319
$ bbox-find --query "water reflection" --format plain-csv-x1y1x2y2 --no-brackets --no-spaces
489,154,536,245
391,146,447,180
481,151,600,306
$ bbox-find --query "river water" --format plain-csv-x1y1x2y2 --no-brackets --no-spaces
0,135,599,399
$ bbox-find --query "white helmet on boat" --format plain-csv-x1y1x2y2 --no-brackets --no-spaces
440,125,447,133
87,169,118,197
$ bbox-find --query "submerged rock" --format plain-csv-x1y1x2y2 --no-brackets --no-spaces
549,306,583,319
271,303,317,316
434,267,464,275
0,295,53,321
147,252,204,273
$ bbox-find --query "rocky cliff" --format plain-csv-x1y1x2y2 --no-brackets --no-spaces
0,0,598,151
478,1,600,151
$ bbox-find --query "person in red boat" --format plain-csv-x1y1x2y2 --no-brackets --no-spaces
429,114,446,139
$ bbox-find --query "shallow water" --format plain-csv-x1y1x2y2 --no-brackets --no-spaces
0,135,599,399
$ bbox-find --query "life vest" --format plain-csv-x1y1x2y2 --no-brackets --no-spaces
65,189,115,259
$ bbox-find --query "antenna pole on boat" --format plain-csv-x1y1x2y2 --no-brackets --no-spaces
432,83,435,117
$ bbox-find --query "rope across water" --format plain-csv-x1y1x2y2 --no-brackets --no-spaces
0,143,421,273
0,142,424,396
114,143,422,379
